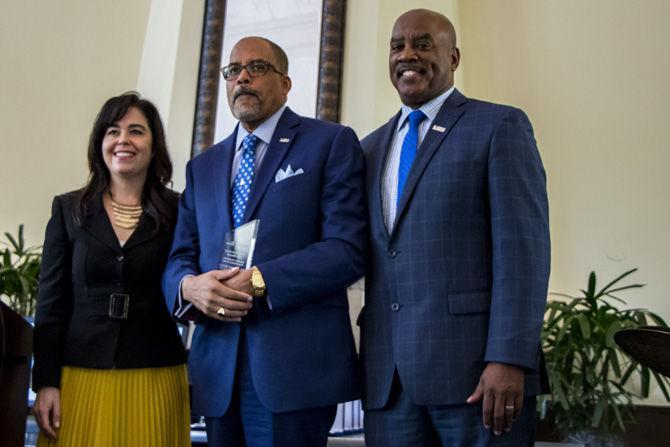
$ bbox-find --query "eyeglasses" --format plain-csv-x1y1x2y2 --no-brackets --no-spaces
220,59,285,81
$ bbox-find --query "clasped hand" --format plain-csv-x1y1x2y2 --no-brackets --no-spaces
181,267,254,321
466,362,525,436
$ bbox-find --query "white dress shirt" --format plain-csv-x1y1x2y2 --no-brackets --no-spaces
381,87,454,231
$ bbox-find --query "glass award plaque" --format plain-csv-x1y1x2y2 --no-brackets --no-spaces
219,219,259,269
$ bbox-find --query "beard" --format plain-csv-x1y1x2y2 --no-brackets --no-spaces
230,89,264,123
232,101,262,122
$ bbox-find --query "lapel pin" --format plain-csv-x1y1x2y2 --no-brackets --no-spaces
279,137,290,143
432,125,446,133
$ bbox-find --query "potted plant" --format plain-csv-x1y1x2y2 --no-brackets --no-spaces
0,225,41,317
539,268,670,446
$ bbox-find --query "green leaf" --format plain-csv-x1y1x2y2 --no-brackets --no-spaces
546,307,558,323
603,293,630,305
641,367,650,397
556,315,573,343
587,271,597,298
553,379,570,410
3,231,20,251
648,313,668,327
605,284,645,295
608,349,622,377
634,312,647,326
591,396,606,428
19,276,30,295
605,320,622,348
18,224,24,247
549,292,577,299
576,314,591,339
0,224,41,317
611,402,627,432
620,362,638,385
652,371,670,401
595,268,639,298
565,298,583,312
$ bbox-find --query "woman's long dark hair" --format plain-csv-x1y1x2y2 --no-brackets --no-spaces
75,92,175,230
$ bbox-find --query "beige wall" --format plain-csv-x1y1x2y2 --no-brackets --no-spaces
136,0,204,192
457,0,670,331
0,0,152,244
0,0,201,245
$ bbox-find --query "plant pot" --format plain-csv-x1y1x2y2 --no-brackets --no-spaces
564,430,623,447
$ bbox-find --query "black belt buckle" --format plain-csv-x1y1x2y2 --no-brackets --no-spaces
108,293,130,319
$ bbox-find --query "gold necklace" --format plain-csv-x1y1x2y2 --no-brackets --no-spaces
109,193,143,230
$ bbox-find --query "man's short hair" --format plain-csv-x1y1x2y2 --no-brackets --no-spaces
260,37,289,74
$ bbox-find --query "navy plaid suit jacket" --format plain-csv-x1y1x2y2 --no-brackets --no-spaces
358,89,550,410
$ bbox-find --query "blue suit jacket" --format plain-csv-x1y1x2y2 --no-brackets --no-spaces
163,108,366,416
358,89,550,410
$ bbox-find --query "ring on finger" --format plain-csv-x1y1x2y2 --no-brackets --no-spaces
505,405,515,411
217,307,226,316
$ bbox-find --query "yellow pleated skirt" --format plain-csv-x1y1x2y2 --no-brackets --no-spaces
37,364,190,447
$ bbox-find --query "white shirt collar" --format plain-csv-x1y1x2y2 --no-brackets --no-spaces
235,105,288,150
396,86,455,132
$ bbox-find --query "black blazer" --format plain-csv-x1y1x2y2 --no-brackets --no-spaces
32,190,186,390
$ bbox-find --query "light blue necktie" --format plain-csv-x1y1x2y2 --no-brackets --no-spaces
397,110,426,210
232,134,260,227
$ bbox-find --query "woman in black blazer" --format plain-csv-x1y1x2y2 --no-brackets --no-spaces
32,93,189,446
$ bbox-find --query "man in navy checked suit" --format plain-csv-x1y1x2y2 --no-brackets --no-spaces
358,9,550,446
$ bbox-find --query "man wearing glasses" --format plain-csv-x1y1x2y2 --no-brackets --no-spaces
163,37,366,447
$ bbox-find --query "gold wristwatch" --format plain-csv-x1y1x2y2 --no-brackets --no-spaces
250,266,266,298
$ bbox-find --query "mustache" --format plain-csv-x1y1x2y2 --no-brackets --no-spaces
395,63,425,73
234,87,260,101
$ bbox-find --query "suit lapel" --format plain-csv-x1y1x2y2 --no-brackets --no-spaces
82,193,161,251
242,108,299,223
82,194,122,253
123,213,156,250
213,135,236,230
392,90,467,235
371,112,401,240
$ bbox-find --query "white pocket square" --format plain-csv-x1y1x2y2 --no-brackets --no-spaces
274,164,304,183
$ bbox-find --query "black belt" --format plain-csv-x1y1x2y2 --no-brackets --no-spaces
76,294,150,319
108,293,130,319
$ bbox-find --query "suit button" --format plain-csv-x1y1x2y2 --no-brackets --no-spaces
391,303,400,312
115,280,122,287
388,249,397,258
116,255,124,262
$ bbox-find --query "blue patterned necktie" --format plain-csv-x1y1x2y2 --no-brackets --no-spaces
232,134,260,227
397,110,427,209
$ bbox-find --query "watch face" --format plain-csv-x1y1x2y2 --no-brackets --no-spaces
252,270,264,286
251,269,265,297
